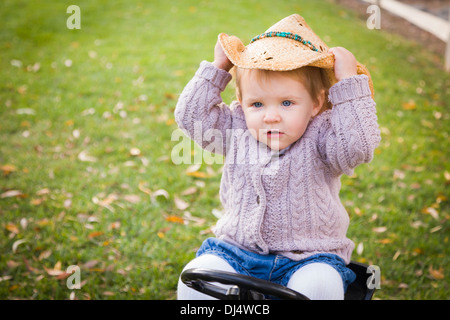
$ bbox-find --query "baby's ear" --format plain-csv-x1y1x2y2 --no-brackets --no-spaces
312,89,326,117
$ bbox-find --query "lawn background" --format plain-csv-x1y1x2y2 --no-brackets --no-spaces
0,0,448,300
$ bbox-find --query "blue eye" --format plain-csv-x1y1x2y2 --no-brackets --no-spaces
282,100,292,107
252,102,263,108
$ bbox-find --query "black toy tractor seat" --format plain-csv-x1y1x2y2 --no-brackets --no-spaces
181,260,376,300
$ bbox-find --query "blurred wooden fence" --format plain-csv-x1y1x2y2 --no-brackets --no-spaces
363,0,450,71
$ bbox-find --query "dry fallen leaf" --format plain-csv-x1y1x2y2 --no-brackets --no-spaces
422,207,439,220
186,171,210,178
123,194,140,204
64,199,72,208
157,226,171,238
183,211,206,226
436,194,447,203
22,257,39,273
393,169,405,180
88,231,104,239
0,276,13,282
92,193,118,212
164,92,177,100
165,215,185,224
27,62,40,72
157,232,165,239
83,260,99,269
54,261,62,271
372,226,387,233
7,260,20,269
356,242,364,255
379,238,393,244
186,164,201,173
38,250,52,261
5,223,19,234
174,196,189,210
151,189,169,203
31,198,44,206
55,271,72,280
430,226,442,233
78,150,97,162
181,187,198,196
1,190,24,199
0,164,17,176
129,147,141,156
352,207,361,216
428,265,444,280
402,100,416,110
109,221,121,230
44,261,65,276
444,171,450,182
138,181,152,195
12,239,27,253
36,218,50,227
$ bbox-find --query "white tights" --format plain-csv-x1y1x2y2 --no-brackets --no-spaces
177,254,344,300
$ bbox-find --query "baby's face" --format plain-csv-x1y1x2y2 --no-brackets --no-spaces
239,71,322,151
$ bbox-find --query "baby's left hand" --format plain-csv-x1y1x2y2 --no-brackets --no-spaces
329,47,357,81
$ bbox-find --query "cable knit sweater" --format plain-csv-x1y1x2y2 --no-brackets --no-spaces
175,61,381,264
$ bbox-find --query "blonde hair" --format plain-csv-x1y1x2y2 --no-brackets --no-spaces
234,66,331,113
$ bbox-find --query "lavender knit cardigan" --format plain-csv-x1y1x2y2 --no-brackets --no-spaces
175,61,381,264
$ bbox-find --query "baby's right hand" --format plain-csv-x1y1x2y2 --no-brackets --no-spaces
212,34,233,72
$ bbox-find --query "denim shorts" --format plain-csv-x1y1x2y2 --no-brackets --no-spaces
196,237,356,292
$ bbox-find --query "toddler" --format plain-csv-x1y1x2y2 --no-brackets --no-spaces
175,14,380,300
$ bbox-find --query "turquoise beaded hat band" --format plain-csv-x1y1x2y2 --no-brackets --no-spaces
250,31,319,52
218,13,331,72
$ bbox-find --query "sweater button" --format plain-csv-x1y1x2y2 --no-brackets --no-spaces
256,195,260,204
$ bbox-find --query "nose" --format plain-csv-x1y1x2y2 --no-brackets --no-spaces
263,107,281,123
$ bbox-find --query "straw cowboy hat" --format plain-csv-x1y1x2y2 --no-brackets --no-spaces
219,14,374,97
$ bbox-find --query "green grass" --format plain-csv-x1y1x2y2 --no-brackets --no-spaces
0,0,448,300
